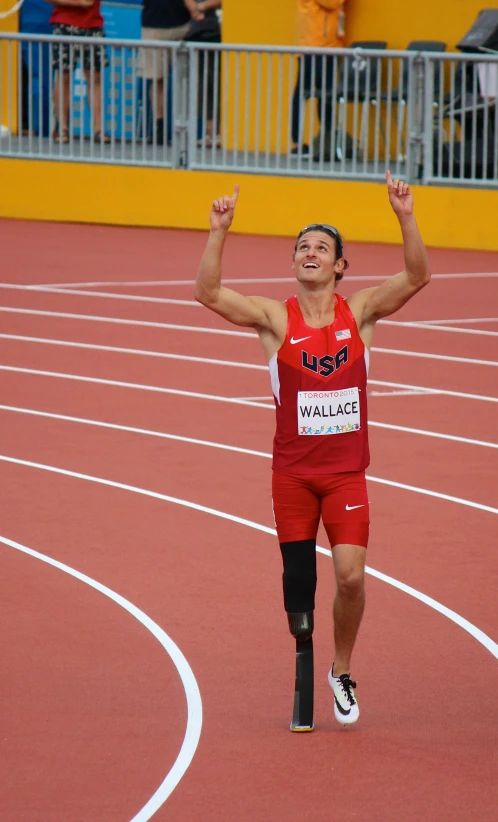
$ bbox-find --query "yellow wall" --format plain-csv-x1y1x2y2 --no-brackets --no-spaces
223,0,490,52
1,158,497,251
0,0,18,133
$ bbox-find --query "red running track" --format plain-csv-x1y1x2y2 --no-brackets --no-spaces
0,218,497,822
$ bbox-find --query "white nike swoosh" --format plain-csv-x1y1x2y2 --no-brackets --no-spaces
345,504,365,511
290,336,312,345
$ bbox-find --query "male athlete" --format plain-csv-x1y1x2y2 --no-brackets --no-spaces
194,172,431,730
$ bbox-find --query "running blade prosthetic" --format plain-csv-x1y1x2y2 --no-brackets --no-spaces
290,638,314,731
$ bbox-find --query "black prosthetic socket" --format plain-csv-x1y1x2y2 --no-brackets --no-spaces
280,541,317,731
287,610,314,642
280,539,317,613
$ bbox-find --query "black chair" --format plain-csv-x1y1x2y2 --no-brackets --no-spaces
381,40,447,159
335,41,387,160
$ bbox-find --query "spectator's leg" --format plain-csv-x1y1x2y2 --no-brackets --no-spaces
203,50,219,145
316,55,334,131
323,55,335,138
85,68,103,135
291,56,303,147
147,77,164,143
53,71,70,140
85,37,111,143
291,55,312,154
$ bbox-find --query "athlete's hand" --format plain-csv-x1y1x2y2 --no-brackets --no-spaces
386,170,414,219
210,185,240,232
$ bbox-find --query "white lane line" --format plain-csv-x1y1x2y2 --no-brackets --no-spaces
2,372,498,450
2,333,498,402
367,379,497,404
2,333,498,401
0,406,274,458
0,306,256,338
381,319,498,338
372,346,498,367
368,420,498,449
233,396,274,401
2,359,497,407
0,365,273,408
4,285,498,338
1,456,497,661
369,389,442,397
0,284,201,307
0,334,268,371
1,402,497,452
421,317,498,326
0,534,202,822
2,402,498,488
21,272,498,288
1,315,497,367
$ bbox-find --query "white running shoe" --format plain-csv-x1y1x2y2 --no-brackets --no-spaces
328,667,359,725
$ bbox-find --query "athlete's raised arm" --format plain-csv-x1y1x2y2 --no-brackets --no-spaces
194,185,283,330
353,171,431,326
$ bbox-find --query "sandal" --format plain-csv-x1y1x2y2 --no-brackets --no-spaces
53,128,69,144
94,130,111,144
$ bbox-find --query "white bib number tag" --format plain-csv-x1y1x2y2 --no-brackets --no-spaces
297,388,361,435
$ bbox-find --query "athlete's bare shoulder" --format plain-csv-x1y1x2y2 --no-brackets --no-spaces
251,297,288,361
345,287,377,327
249,295,287,323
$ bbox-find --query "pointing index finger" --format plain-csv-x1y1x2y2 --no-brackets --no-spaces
386,170,393,187
232,184,240,204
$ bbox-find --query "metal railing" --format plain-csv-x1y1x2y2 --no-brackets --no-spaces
1,32,497,187
423,52,498,187
0,33,185,167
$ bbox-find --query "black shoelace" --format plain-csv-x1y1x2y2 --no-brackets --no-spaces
339,674,357,705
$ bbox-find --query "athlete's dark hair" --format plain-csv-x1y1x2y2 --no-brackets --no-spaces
295,224,349,281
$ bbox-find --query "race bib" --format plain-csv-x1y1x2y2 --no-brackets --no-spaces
297,388,361,435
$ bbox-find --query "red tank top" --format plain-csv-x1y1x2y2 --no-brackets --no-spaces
270,294,370,474
50,0,103,29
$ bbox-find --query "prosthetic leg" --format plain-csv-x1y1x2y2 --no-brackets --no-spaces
280,540,317,732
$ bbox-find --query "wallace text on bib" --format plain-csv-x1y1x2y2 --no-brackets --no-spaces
297,388,361,435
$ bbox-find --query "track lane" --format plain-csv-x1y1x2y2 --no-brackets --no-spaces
0,519,187,822
1,408,496,637
1,327,497,404
2,218,498,286
2,220,498,821
1,449,497,822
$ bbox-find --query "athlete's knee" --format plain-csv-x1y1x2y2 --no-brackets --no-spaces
336,567,365,599
280,539,317,613
287,610,314,642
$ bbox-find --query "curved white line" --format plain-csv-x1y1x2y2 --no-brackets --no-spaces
1,458,496,663
0,534,203,822
422,317,498,326
1,364,498,451
2,335,497,403
372,346,498,366
26,286,202,307
1,307,498,364
16,272,498,288
1,405,498,514
2,407,496,514
381,319,498,338
8,284,498,338
0,306,256,338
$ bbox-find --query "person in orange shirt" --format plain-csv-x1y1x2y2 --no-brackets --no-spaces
291,0,347,155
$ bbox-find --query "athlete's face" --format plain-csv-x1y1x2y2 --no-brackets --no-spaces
293,231,344,285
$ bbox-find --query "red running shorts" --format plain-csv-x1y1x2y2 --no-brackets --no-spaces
272,469,370,548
